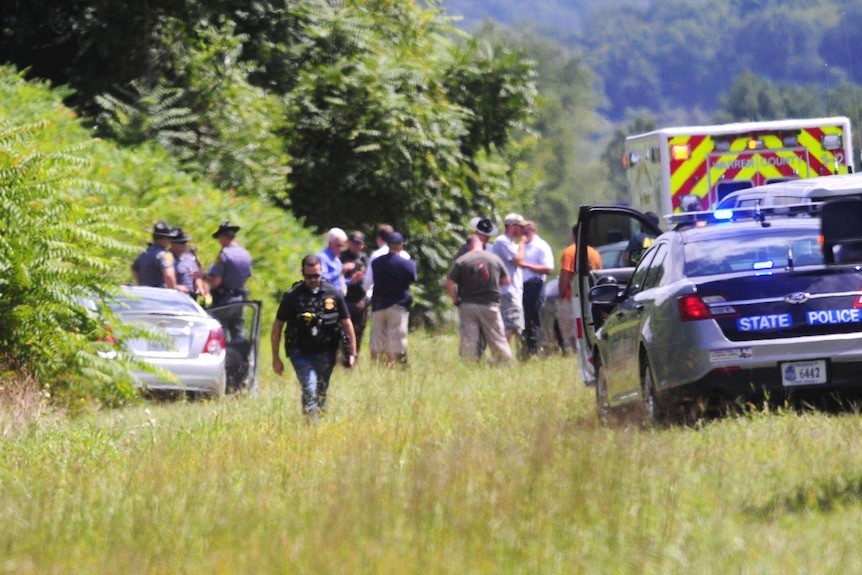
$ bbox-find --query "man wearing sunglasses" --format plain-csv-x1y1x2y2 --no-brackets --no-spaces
271,255,357,422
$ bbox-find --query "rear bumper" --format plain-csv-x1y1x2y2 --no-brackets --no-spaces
657,328,862,403
133,356,226,397
664,360,862,404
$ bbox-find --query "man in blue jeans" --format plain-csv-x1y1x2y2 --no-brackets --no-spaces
271,255,357,422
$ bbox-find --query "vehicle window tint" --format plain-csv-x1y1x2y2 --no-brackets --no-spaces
684,226,821,277
625,247,658,296
110,292,200,313
642,243,668,289
715,180,752,204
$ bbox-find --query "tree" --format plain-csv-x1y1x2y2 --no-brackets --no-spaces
282,3,536,319
0,119,142,403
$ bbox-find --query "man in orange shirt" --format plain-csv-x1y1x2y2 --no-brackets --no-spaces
556,224,601,353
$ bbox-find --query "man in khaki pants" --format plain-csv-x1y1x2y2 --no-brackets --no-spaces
446,235,512,364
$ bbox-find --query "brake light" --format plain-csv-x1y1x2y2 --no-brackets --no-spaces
678,295,712,321
102,325,117,346
204,327,225,355
855,286,862,308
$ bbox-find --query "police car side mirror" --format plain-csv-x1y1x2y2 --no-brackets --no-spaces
589,283,622,305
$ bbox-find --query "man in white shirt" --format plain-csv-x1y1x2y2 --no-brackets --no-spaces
490,213,526,343
520,220,554,357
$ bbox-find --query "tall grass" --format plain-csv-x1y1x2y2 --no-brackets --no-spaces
3,332,862,573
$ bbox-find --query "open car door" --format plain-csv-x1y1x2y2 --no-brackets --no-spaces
207,301,262,395
574,205,663,384
820,198,862,264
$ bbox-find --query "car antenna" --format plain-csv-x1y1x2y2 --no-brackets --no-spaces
754,201,770,228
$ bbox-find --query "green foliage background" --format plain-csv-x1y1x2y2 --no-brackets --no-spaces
0,67,319,404
7,0,862,398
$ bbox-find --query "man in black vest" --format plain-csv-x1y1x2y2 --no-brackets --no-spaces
340,230,370,355
271,255,357,422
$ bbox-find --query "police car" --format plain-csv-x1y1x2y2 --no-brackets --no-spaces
574,200,862,423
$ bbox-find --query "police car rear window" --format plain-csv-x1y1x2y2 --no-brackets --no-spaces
684,228,823,277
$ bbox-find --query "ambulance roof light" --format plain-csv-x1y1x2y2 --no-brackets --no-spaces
747,138,764,150
822,134,842,151
670,144,690,161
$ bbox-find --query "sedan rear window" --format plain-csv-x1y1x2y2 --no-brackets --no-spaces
110,290,201,314
684,228,823,277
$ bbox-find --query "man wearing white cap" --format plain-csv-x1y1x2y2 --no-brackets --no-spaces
490,213,527,343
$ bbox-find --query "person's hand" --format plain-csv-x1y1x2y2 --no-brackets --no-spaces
272,357,284,376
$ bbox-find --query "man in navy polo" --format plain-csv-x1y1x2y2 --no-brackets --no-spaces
369,232,417,365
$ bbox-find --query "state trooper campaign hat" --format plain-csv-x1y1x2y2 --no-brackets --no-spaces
170,227,192,243
212,221,241,239
470,216,498,237
152,221,173,237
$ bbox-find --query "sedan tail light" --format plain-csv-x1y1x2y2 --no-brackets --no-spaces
678,295,712,321
102,324,117,346
203,327,226,355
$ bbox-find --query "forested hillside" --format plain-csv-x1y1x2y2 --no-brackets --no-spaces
444,0,862,121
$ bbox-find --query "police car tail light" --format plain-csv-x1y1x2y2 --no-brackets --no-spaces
855,287,862,308
678,295,711,321
204,327,226,355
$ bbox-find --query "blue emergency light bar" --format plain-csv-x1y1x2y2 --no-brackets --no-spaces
667,203,822,227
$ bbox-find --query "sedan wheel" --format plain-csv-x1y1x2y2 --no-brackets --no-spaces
641,360,660,427
595,357,611,425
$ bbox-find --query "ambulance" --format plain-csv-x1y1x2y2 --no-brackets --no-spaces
624,117,854,215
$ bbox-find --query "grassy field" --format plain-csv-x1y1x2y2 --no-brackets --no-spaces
3,331,862,573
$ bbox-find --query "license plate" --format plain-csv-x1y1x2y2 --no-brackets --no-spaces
781,360,828,386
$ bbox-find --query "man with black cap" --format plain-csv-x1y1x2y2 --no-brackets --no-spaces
207,221,253,338
170,227,211,305
340,230,370,354
369,231,417,365
455,216,498,259
132,221,178,289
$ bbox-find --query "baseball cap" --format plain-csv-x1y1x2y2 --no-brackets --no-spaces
349,230,366,244
387,231,405,244
504,213,525,226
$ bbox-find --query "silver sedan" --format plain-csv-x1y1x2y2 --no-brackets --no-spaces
105,286,227,397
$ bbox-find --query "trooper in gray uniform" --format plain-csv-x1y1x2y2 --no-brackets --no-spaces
170,227,211,305
207,221,253,339
132,221,178,289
